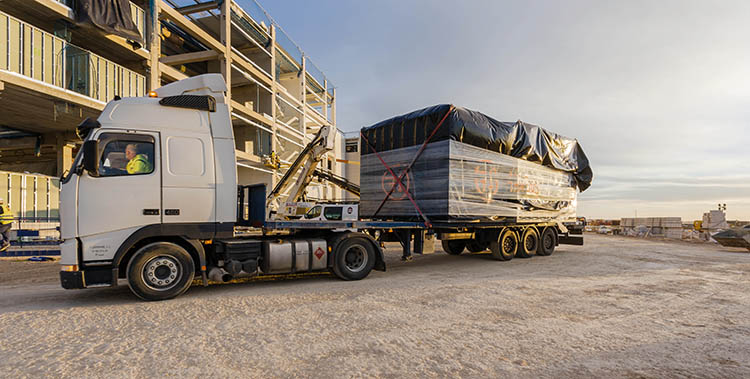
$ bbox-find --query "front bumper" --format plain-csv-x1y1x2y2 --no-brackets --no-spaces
60,265,117,289
60,271,85,289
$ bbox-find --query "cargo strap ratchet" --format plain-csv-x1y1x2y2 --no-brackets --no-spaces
360,105,455,228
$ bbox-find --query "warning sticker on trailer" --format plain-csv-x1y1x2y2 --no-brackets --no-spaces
314,247,325,260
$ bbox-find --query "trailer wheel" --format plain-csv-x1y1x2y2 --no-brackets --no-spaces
332,237,376,281
126,242,195,301
490,229,517,261
441,240,466,255
516,228,538,258
537,227,557,256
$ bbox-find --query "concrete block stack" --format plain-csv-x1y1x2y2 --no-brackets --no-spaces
662,217,683,239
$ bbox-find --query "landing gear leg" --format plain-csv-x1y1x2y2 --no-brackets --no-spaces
396,230,412,261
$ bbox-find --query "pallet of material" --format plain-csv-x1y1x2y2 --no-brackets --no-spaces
359,104,592,221
360,140,577,220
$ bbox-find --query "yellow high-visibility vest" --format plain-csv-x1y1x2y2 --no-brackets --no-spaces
0,205,12,225
126,154,153,174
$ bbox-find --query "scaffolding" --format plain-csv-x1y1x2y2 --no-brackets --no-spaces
0,0,344,204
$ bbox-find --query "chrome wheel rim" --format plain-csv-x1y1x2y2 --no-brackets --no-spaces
142,256,181,291
344,245,368,272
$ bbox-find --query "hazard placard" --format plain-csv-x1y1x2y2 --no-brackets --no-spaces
314,247,325,259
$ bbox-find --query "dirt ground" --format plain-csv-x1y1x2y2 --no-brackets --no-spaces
0,257,60,286
1,234,749,378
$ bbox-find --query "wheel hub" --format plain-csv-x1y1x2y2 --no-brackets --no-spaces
503,236,515,254
344,246,367,272
143,256,180,291
525,235,536,250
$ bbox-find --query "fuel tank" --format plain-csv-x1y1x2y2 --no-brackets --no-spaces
261,239,328,274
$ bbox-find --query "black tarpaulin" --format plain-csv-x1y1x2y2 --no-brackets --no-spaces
360,104,593,192
76,0,144,46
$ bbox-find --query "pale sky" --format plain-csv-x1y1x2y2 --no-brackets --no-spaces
253,0,750,221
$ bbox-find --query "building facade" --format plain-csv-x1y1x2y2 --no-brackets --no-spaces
0,0,344,223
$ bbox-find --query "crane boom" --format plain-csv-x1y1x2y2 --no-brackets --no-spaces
266,125,336,219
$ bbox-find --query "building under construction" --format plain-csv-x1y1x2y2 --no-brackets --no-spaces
0,0,345,223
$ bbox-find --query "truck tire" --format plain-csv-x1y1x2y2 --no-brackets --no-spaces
490,229,517,261
126,242,195,301
537,227,557,256
516,228,538,258
466,240,487,253
441,240,466,255
332,237,376,281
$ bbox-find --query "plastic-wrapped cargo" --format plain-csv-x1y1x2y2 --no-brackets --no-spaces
359,104,592,221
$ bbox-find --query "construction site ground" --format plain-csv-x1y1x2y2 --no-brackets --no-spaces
1,234,749,377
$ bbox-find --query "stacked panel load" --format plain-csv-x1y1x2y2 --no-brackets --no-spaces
359,105,593,221
702,210,728,231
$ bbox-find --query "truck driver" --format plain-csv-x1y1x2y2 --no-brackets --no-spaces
125,144,153,174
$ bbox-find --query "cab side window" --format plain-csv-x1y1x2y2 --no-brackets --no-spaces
99,140,155,176
323,207,343,221
305,206,322,219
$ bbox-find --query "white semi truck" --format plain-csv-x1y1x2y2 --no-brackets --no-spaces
59,74,583,300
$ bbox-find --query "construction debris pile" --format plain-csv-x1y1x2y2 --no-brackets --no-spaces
620,217,682,239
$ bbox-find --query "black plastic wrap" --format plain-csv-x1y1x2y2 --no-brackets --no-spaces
360,104,593,191
76,0,144,46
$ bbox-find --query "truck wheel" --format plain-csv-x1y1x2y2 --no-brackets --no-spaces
441,240,466,255
516,228,538,258
126,242,195,301
490,229,517,261
332,237,376,281
537,227,557,256
466,241,487,253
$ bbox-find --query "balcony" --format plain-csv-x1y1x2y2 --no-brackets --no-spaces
51,0,146,43
0,10,146,103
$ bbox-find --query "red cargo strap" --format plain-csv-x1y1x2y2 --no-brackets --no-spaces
361,106,455,227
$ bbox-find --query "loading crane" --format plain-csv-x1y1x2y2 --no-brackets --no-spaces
264,124,348,220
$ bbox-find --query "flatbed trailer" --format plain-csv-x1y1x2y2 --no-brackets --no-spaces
262,219,583,257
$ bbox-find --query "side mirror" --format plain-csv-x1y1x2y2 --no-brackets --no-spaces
82,140,99,176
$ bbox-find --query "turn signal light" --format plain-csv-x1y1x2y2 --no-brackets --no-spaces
148,91,158,98
61,265,79,272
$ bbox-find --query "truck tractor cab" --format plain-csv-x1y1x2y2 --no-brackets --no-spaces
59,74,238,298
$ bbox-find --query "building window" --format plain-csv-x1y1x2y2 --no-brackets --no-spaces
346,140,358,153
254,128,271,157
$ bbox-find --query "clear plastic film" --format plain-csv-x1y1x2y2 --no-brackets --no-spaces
360,140,577,222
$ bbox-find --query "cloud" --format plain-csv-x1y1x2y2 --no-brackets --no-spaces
256,0,750,219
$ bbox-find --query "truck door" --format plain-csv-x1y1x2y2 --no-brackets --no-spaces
77,131,161,261
161,132,215,224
